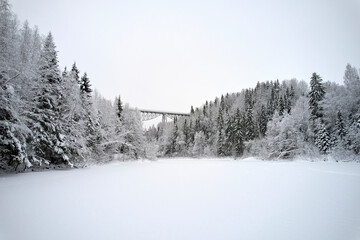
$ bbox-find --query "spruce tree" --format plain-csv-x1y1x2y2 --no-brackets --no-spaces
194,118,200,133
183,119,190,148
71,62,80,84
0,1,32,171
79,73,100,156
189,119,195,144
61,64,88,166
220,94,226,110
335,111,347,142
29,32,71,166
308,72,325,120
120,107,145,159
217,130,225,156
80,72,92,97
0,85,31,171
245,108,255,141
224,113,234,156
259,105,268,137
233,108,244,157
216,106,226,156
245,89,253,110
315,121,331,154
38,33,60,83
166,123,178,155
192,131,206,156
279,96,285,116
115,95,123,119
85,112,104,156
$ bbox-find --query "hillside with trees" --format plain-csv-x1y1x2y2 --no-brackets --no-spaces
147,68,360,161
1,0,359,173
0,0,147,172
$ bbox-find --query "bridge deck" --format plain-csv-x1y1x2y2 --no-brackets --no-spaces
139,109,190,116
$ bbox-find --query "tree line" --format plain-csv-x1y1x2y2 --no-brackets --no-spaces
1,0,359,173
147,68,360,160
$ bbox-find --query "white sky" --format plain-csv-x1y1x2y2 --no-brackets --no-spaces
11,0,360,113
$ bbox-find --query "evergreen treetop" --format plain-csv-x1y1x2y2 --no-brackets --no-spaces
39,32,60,83
308,72,325,120
80,72,92,96
116,95,123,119
71,62,80,84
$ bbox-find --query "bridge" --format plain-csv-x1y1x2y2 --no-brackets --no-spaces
139,109,190,122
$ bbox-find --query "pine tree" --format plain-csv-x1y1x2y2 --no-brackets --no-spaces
233,108,244,157
61,65,89,166
279,96,285,116
220,94,226,110
245,108,255,141
85,112,104,156
71,62,80,84
194,118,200,133
224,113,234,156
39,33,61,83
183,119,190,148
217,130,225,156
29,32,71,167
335,111,347,142
115,95,123,119
192,131,206,156
80,72,92,97
166,122,178,156
308,72,325,120
0,85,31,171
216,106,226,156
315,121,331,154
119,107,145,159
259,105,268,137
245,89,253,110
0,1,31,171
188,119,195,145
79,73,98,154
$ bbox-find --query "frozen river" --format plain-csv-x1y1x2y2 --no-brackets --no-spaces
1,158,360,240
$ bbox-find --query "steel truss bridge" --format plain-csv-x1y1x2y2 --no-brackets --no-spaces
139,109,190,122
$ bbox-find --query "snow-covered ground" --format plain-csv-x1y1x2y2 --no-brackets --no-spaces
0,158,360,240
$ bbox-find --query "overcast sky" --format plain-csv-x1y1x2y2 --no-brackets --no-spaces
11,0,360,113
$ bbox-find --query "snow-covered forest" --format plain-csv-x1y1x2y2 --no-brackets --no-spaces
149,69,360,160
0,0,148,172
1,0,359,173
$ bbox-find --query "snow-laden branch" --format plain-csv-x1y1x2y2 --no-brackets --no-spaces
1,72,21,87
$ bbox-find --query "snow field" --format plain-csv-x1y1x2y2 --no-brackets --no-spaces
0,158,359,240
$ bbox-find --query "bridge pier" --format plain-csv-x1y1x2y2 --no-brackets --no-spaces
162,114,166,123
